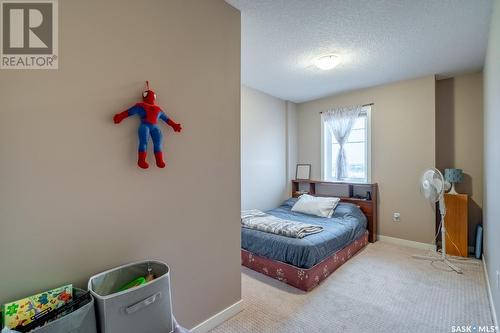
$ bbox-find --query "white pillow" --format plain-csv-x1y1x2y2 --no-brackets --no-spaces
291,194,340,218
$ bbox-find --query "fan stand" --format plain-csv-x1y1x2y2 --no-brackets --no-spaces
412,198,463,274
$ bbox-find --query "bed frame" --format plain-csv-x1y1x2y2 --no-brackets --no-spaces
241,180,378,291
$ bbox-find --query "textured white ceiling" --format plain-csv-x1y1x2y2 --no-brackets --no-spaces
226,0,493,103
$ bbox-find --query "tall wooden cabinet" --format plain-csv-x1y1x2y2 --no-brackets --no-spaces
443,193,468,257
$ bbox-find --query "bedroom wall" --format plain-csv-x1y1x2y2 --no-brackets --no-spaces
297,76,436,244
484,0,500,324
241,86,296,210
436,72,484,248
286,101,299,194
0,0,241,329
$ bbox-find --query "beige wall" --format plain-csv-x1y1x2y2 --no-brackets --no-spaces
436,72,483,247
0,0,241,329
297,76,436,243
286,101,299,194
484,0,500,323
241,86,290,210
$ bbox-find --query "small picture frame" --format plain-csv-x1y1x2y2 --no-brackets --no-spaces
296,164,311,180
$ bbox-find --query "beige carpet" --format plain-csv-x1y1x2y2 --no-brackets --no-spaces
210,242,494,333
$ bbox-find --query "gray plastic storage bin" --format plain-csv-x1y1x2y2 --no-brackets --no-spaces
88,260,173,333
1,288,97,333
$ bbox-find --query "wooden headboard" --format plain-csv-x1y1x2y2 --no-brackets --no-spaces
291,180,378,243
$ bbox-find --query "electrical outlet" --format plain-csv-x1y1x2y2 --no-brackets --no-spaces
393,212,401,222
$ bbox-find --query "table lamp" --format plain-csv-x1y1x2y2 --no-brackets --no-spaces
444,168,463,195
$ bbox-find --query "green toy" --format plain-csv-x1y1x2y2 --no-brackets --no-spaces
117,277,147,292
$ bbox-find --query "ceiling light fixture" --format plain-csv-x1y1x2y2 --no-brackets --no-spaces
314,54,341,70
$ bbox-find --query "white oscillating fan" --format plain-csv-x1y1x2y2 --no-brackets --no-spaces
412,168,463,274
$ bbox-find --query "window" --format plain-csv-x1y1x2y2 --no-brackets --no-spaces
321,107,371,183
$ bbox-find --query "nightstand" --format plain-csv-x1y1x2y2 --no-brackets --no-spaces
444,193,468,257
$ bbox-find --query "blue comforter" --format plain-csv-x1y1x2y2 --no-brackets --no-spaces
241,198,367,269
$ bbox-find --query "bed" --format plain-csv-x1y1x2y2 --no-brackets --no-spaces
241,180,378,291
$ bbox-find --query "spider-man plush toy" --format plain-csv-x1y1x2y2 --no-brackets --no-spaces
113,81,182,169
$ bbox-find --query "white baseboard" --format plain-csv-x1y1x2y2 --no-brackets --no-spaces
378,235,436,251
482,254,499,329
191,300,243,333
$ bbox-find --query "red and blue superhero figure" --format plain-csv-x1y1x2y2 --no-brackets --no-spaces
113,81,182,169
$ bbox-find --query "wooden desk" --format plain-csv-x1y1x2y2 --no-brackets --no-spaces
444,193,468,257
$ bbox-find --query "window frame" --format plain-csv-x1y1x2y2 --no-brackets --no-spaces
321,107,372,184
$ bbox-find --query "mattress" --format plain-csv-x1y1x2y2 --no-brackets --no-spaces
241,199,367,269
